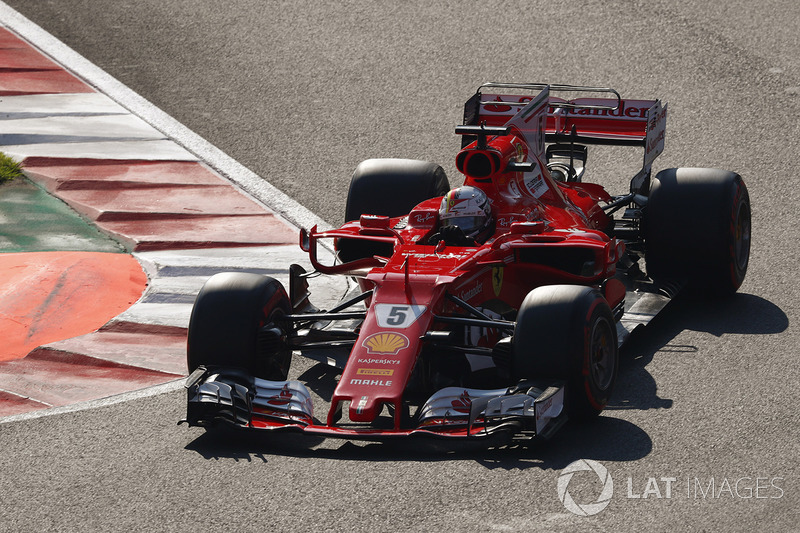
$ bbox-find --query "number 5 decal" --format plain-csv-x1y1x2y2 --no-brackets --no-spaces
386,306,408,326
375,304,426,328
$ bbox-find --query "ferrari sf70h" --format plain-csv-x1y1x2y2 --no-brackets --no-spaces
181,83,751,443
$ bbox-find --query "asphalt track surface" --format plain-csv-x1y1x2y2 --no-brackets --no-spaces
1,1,799,531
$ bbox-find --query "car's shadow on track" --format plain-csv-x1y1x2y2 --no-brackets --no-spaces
608,291,787,413
183,415,652,470
184,292,787,469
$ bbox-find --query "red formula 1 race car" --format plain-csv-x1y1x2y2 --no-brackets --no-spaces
181,83,751,443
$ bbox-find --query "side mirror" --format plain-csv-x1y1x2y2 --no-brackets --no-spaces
299,227,312,252
510,221,545,235
359,214,392,229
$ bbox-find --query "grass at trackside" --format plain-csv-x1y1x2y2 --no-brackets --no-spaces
0,153,123,253
0,176,125,253
0,152,23,184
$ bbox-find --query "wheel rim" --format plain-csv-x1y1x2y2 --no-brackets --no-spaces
734,201,751,273
589,316,615,391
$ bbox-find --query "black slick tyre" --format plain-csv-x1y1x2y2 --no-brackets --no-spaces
337,158,449,262
645,167,751,295
187,272,292,380
512,284,618,420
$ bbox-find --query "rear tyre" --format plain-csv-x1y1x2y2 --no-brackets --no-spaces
645,168,751,295
512,285,618,420
187,272,292,380
337,158,449,262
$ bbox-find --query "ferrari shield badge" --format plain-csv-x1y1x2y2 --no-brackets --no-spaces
492,266,503,296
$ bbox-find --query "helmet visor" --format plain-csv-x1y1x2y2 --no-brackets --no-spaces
441,216,486,237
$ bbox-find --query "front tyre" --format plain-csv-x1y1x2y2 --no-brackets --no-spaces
512,285,618,420
187,272,292,380
337,158,449,262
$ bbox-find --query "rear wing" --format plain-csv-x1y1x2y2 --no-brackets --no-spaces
463,83,667,169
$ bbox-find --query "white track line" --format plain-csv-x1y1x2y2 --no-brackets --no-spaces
0,380,185,425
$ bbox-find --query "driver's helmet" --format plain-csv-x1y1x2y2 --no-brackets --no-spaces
438,186,493,242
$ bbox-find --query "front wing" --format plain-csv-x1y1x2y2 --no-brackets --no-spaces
181,367,567,441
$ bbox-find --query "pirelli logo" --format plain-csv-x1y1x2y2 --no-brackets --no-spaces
356,368,394,377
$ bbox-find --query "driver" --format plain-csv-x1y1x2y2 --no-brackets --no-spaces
430,186,494,246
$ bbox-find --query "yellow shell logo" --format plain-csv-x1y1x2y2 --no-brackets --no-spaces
362,332,409,355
